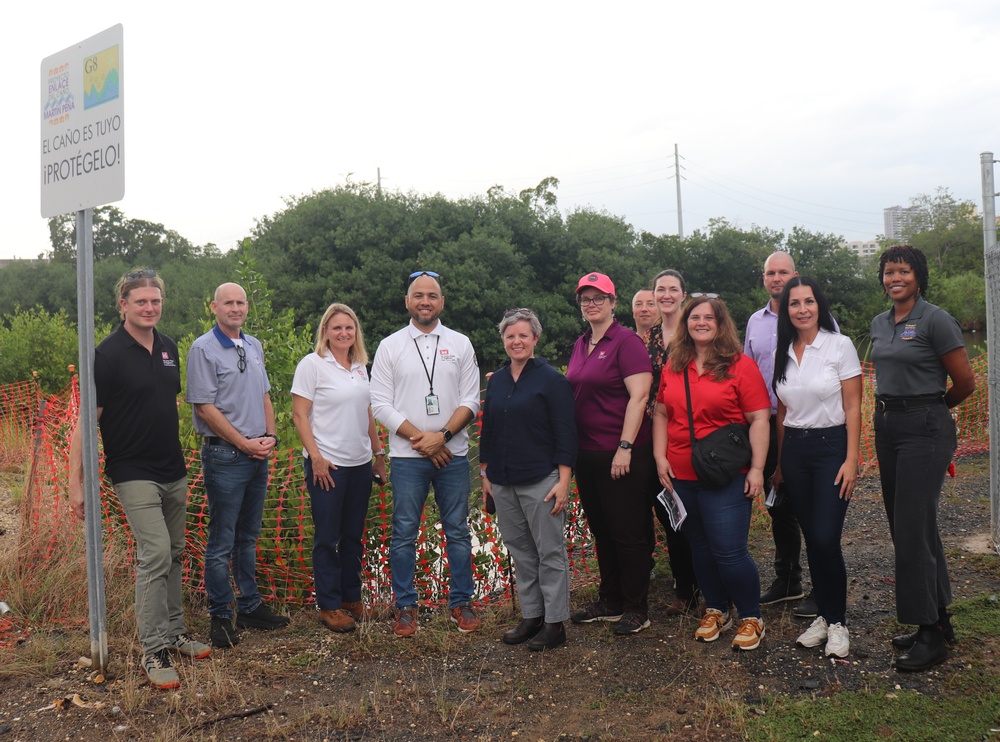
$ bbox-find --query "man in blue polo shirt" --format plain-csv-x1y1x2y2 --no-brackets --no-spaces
186,282,289,649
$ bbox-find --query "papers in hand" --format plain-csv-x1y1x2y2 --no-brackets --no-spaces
656,488,687,531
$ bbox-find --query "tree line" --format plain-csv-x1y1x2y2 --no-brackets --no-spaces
0,178,986,395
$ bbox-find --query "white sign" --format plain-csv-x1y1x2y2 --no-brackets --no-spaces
40,24,124,218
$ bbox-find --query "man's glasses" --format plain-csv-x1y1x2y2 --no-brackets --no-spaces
578,294,610,307
408,270,441,284
689,292,720,299
125,269,157,280
235,344,247,373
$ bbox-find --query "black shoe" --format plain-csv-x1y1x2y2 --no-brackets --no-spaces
210,616,240,648
503,617,544,645
760,578,805,605
527,622,566,651
236,602,291,630
892,611,956,649
895,624,949,672
570,601,623,624
614,611,651,635
792,594,818,619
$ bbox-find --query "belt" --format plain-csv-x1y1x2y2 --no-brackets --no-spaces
874,396,944,412
203,435,267,446
783,424,846,439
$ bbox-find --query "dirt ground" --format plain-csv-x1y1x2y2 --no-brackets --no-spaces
0,455,997,741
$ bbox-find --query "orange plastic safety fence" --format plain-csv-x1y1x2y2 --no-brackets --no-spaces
4,355,990,617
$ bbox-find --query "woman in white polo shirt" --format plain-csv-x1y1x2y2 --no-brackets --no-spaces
771,277,862,658
292,303,387,634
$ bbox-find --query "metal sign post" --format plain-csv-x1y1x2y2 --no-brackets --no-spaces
980,152,999,553
41,24,124,674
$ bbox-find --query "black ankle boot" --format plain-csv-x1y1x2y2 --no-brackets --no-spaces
502,617,544,645
895,623,949,672
892,610,956,649
527,621,566,651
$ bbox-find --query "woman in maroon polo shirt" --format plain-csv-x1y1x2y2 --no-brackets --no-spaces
566,272,655,635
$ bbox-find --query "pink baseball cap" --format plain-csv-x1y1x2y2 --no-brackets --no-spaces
576,272,616,297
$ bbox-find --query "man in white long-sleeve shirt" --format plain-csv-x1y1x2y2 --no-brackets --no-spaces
370,271,482,638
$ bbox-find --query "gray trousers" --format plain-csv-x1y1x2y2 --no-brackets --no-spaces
115,478,188,654
493,470,570,623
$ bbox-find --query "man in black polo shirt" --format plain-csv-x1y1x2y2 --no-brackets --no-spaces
69,269,210,690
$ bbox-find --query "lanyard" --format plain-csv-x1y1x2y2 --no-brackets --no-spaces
413,335,440,395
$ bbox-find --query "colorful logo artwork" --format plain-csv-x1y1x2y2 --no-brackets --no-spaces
43,62,75,126
83,45,120,110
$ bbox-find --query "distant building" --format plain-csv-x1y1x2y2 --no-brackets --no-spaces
842,239,880,259
883,205,921,241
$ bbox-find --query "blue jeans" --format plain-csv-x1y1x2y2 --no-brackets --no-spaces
780,425,850,625
389,455,475,609
305,457,373,610
673,475,760,619
874,403,955,625
202,443,269,618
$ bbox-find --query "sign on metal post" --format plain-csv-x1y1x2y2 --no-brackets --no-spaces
41,24,124,218
40,24,124,674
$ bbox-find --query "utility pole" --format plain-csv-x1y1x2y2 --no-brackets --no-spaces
674,144,684,239
377,167,383,200
980,152,999,552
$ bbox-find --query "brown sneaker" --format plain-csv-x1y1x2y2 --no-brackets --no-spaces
342,600,379,622
450,604,482,633
393,607,418,638
319,609,356,633
694,609,732,642
732,617,765,651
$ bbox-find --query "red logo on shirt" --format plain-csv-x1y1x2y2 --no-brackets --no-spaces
439,349,450,356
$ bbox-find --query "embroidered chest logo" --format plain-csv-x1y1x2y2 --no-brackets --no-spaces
161,352,176,367
900,323,917,341
597,351,608,360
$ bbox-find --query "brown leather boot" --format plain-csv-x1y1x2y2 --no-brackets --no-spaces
342,601,379,622
319,609,356,633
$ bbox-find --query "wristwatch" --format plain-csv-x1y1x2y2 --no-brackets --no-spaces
618,440,633,450
264,434,280,445
439,427,453,443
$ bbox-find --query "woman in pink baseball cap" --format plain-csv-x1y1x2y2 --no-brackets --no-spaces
565,272,655,635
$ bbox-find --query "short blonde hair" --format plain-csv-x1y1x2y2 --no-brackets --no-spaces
315,303,368,365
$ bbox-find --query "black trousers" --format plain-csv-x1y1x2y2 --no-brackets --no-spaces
765,417,804,586
575,443,655,614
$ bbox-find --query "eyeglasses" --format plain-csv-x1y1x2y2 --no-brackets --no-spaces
408,270,441,284
125,269,157,281
235,344,247,373
689,292,719,299
503,308,532,319
578,294,610,307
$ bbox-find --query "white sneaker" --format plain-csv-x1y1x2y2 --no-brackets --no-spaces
795,616,829,648
824,622,850,657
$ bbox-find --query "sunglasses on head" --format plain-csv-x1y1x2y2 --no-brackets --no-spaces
408,271,441,285
689,292,719,299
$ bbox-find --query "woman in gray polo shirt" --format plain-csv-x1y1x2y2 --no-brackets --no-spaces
869,245,976,672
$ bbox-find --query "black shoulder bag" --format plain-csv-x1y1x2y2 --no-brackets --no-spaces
683,369,752,490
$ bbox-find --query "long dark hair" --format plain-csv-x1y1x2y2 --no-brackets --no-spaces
772,276,838,391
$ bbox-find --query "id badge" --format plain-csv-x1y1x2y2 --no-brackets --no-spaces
425,394,441,416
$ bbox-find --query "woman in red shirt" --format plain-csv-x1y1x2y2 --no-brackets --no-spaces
652,295,771,651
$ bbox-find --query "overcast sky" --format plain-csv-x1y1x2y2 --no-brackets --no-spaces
8,0,999,261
